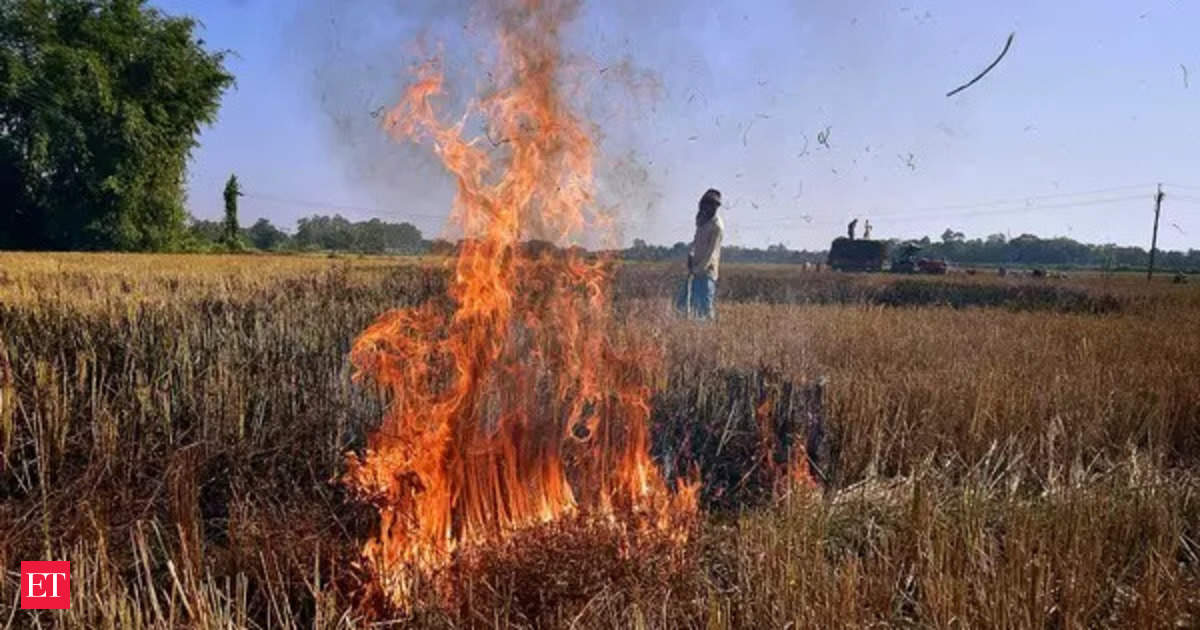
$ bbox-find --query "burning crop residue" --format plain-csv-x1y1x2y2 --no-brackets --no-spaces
342,0,697,613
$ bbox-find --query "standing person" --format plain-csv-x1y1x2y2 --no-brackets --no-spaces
684,188,724,319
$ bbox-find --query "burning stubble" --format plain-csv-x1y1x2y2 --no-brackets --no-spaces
340,0,697,612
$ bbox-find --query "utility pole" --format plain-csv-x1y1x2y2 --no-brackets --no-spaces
1148,183,1164,281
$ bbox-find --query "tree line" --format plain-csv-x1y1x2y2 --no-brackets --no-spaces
622,239,827,265
619,231,1199,271
190,221,1195,269
186,213,427,254
897,229,1199,271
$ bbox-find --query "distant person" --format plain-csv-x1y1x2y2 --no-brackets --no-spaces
679,188,724,319
847,218,858,240
863,220,872,239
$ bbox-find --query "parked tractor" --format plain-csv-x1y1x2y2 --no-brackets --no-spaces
892,243,948,274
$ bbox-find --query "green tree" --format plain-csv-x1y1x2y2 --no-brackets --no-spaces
187,218,222,244
941,228,966,244
295,214,355,251
222,174,241,247
0,0,233,251
292,214,425,253
246,217,287,250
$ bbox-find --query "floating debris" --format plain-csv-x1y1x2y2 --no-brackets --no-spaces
946,32,1015,97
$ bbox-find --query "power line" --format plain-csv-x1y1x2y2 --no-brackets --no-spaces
741,193,1148,227
884,194,1146,222
869,183,1155,218
235,184,1170,235
744,182,1157,226
623,184,1159,227
240,191,447,221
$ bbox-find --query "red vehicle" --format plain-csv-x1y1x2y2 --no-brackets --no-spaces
892,243,948,274
916,258,948,274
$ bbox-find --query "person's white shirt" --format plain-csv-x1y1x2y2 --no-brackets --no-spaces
690,213,724,280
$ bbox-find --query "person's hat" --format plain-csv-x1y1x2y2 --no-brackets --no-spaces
701,188,722,206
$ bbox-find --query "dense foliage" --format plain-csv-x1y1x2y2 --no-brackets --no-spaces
621,232,1199,271
623,238,826,265
0,0,231,251
245,217,287,250
221,173,241,247
186,213,428,254
906,230,1200,270
294,214,424,254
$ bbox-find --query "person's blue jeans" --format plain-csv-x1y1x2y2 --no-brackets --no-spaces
676,273,717,320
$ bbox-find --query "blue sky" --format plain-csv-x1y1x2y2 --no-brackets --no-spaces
159,0,1199,251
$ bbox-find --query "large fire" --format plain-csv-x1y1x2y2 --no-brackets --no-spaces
342,0,696,610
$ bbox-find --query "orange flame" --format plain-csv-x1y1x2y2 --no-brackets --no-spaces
756,390,818,493
342,0,695,609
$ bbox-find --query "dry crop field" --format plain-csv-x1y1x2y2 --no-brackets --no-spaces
1,252,1198,628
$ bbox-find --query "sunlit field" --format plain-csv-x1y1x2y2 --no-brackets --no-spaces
1,253,1197,628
